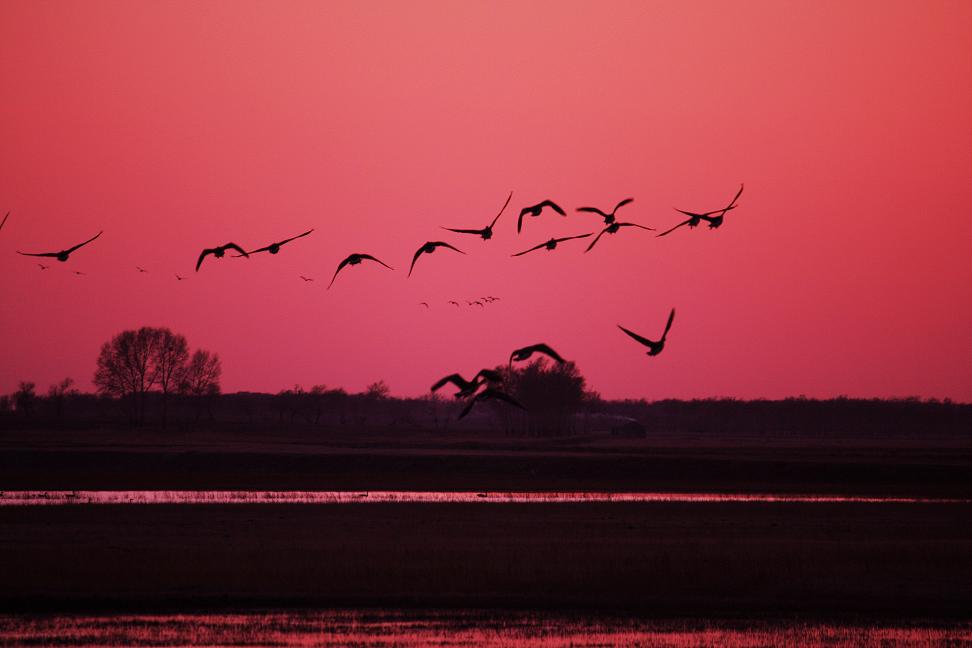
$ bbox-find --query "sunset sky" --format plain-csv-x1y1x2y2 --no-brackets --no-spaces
1,0,970,401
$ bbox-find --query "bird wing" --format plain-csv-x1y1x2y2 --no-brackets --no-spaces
576,206,609,218
276,229,314,247
65,230,103,254
224,243,249,258
490,191,514,228
662,308,676,340
327,256,354,289
431,241,465,254
407,245,426,277
585,227,609,252
618,222,655,231
618,324,656,348
474,369,503,383
431,374,467,393
0,212,8,231
517,208,529,233
17,251,59,258
674,208,705,218
458,397,479,420
540,200,566,215
723,183,744,211
533,343,566,364
442,227,485,235
358,254,394,270
195,248,214,271
614,197,634,212
656,219,692,237
555,233,593,243
486,390,526,410
511,241,549,257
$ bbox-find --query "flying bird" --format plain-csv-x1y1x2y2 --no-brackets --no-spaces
328,253,394,289
431,373,482,398
576,198,634,225
196,243,248,271
474,368,504,385
72,270,86,276
510,343,567,368
441,191,513,240
585,222,655,253
420,302,430,309
517,200,566,233
512,233,592,257
17,231,103,263
658,184,744,236
448,300,460,307
136,266,148,273
618,308,676,357
37,263,49,270
0,212,8,231
408,241,465,278
175,274,185,281
459,388,525,420
236,229,314,255
299,275,314,282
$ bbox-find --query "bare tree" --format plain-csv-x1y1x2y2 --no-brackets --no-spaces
47,377,77,420
14,382,36,419
94,327,160,424
179,349,222,421
153,329,189,428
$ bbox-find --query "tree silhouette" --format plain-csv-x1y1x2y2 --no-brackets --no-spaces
94,327,159,424
491,359,589,435
153,330,189,428
14,382,36,419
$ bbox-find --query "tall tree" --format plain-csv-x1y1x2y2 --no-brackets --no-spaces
94,327,160,424
153,329,189,428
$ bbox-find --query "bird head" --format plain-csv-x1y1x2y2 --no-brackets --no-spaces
57,253,69,262
214,248,226,258
481,229,493,240
268,244,281,254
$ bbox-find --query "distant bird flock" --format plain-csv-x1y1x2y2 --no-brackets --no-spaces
5,184,743,418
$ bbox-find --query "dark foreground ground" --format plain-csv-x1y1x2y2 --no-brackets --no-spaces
2,427,971,619
2,502,971,617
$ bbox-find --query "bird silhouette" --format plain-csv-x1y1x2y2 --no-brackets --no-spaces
517,200,566,233
441,191,513,240
459,388,525,420
196,243,248,271
136,266,148,273
474,368,504,385
18,231,103,262
658,184,744,236
512,233,592,257
448,300,460,307
175,274,185,281
0,212,8,231
72,270,86,276
431,373,482,398
576,198,633,225
618,308,676,356
510,343,567,368
420,301,431,308
328,253,394,289
470,300,485,308
585,222,655,252
37,263,49,270
235,229,314,255
299,275,314,282
408,241,465,277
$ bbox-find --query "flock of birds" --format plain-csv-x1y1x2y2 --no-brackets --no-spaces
5,184,743,419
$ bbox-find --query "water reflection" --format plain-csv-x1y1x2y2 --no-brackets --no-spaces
0,611,969,646
0,490,968,506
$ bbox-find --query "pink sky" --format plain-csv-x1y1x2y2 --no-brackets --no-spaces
1,1,970,401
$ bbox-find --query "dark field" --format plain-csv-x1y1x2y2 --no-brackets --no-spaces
2,502,972,617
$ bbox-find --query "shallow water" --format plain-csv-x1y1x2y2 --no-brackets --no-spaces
0,490,968,506
0,611,970,646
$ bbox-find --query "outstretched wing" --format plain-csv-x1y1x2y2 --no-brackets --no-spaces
540,200,566,216
490,191,514,228
614,197,634,212
195,248,216,271
458,397,479,420
276,229,314,247
656,219,692,238
662,308,676,340
442,226,486,235
65,231,103,254
723,183,744,212
511,241,548,257
576,206,609,218
358,254,394,270
585,227,609,253
0,212,8,231
555,233,593,243
618,222,655,231
431,373,467,393
486,389,526,410
532,343,566,364
224,243,249,258
327,256,354,289
474,369,503,384
17,250,59,258
517,207,529,233
618,324,655,348
407,245,426,277
431,241,465,255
